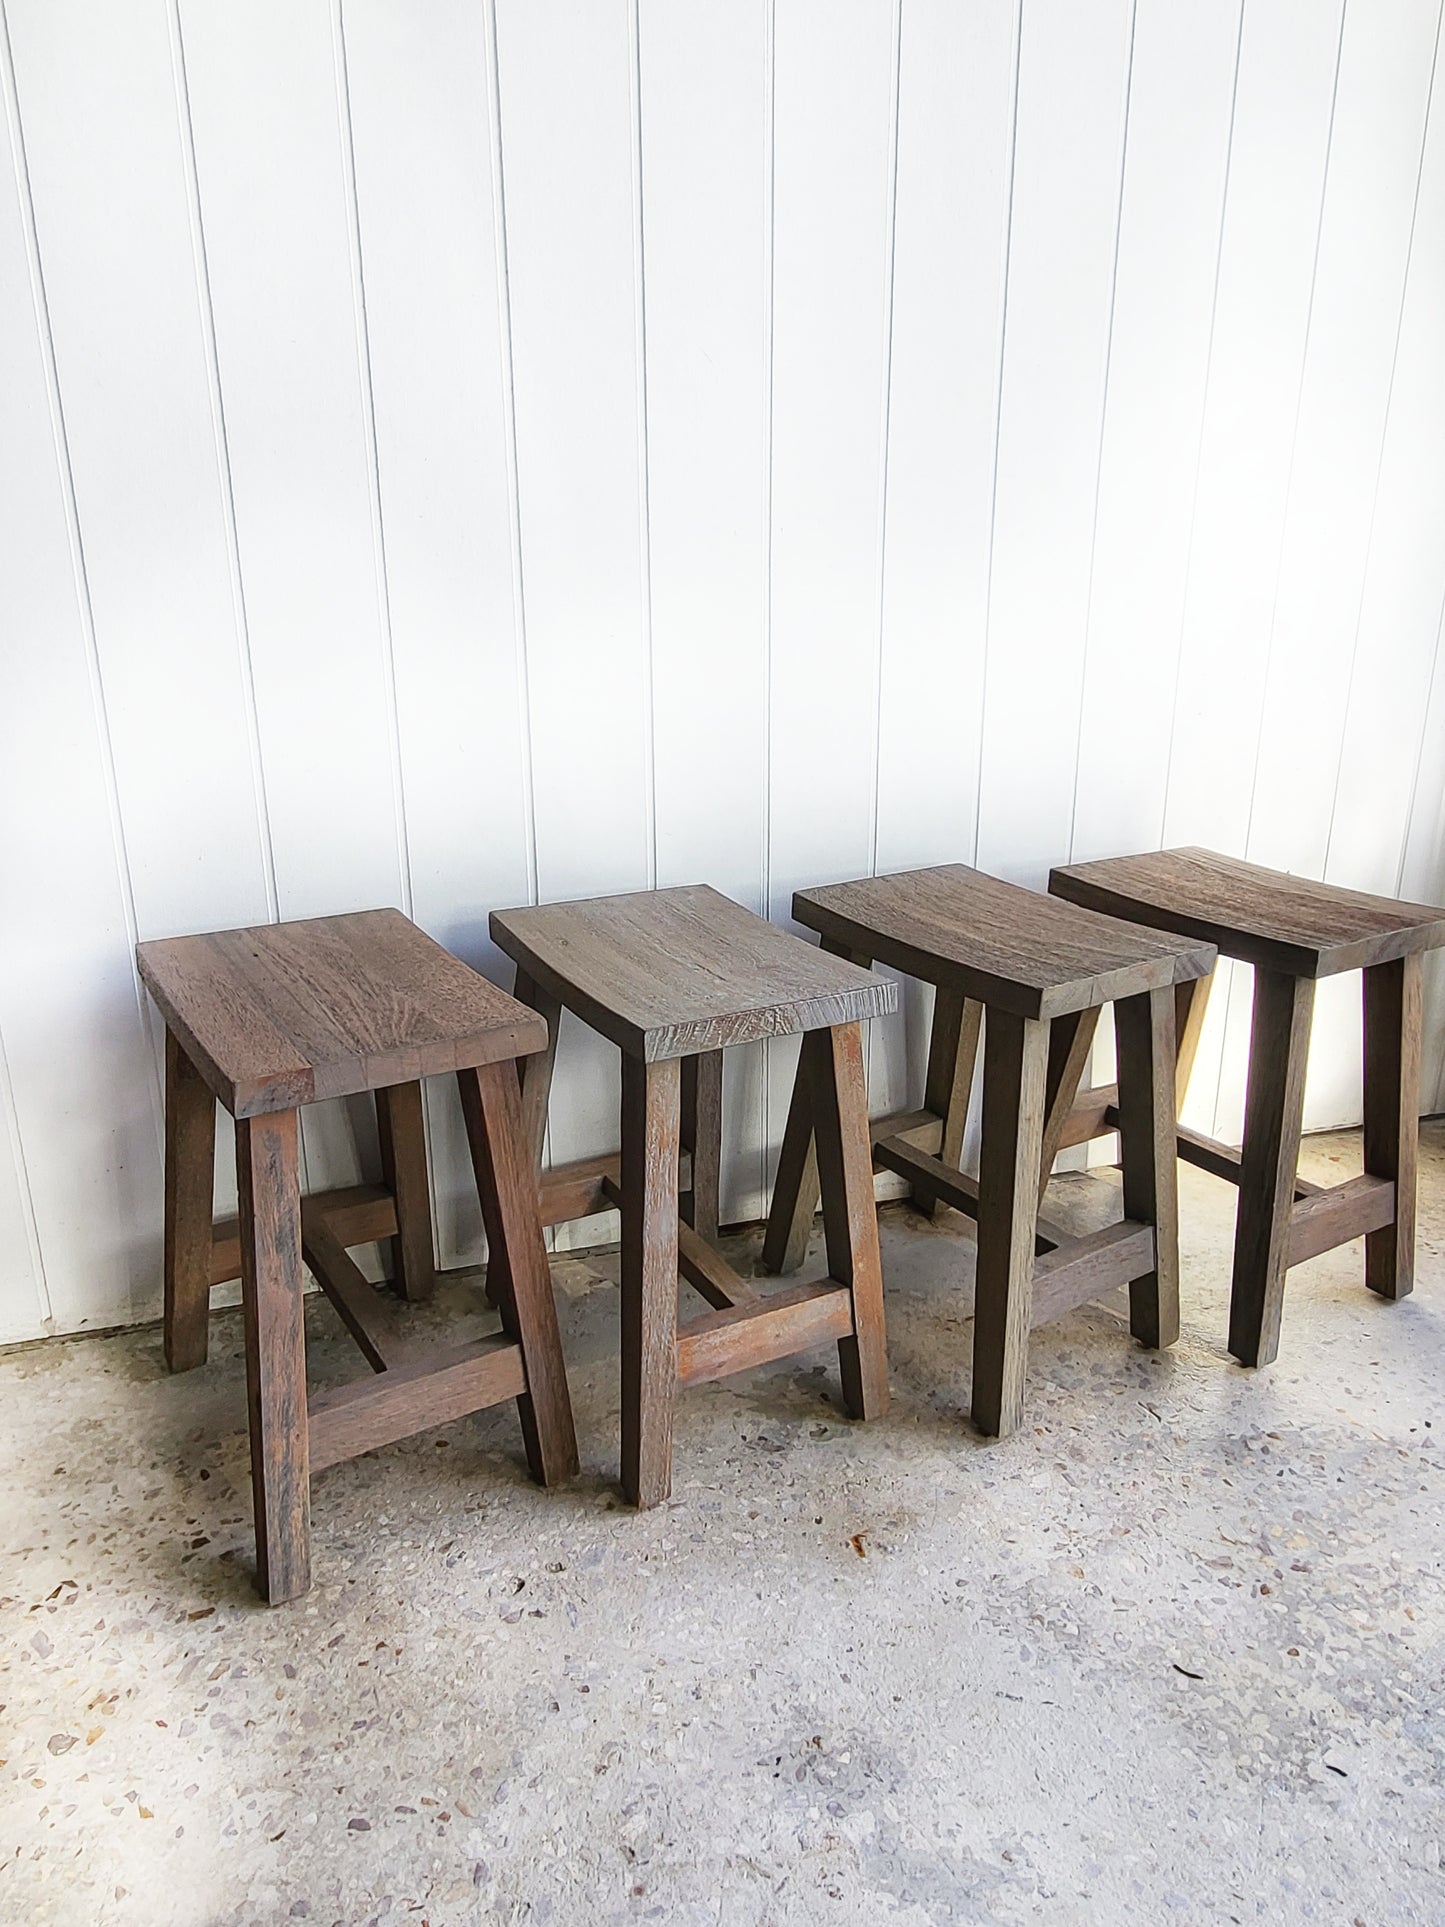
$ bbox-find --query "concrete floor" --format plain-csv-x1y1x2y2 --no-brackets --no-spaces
2,1126,1443,1927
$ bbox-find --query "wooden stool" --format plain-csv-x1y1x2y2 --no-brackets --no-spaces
137,909,578,1604
488,885,896,1507
1049,848,1445,1367
763,867,1216,1438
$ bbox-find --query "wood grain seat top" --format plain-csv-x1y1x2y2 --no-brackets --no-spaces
138,909,547,1118
490,884,894,1060
792,865,1216,1019
1049,848,1445,980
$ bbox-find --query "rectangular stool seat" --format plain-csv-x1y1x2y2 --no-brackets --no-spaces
491,884,893,1060
139,908,547,1117
792,865,1213,1018
1051,847,1445,979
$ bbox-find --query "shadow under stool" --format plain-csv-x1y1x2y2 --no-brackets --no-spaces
488,884,896,1507
762,866,1216,1438
137,909,578,1604
1049,847,1445,1367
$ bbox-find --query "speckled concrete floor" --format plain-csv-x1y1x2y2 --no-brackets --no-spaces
2,1125,1443,1927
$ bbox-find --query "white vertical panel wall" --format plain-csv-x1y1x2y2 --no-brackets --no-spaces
1,0,1443,1341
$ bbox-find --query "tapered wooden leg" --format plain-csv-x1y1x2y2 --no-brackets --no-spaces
375,1081,435,1302
1038,1005,1100,1200
620,1055,682,1507
919,988,981,1217
761,1041,819,1276
1363,952,1421,1301
1229,969,1315,1368
972,1009,1049,1439
808,1021,889,1420
681,1049,723,1241
164,1029,215,1373
512,971,561,1175
235,1109,310,1605
1115,987,1181,1350
458,1061,578,1486
1173,968,1214,1109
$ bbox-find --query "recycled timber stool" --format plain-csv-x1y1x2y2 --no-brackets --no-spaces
137,910,577,1604
763,867,1216,1438
1049,848,1445,1367
488,885,896,1507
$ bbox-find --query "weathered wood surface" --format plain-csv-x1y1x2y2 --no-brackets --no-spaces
1114,986,1181,1350
491,884,894,1060
791,865,1214,1019
211,1182,397,1287
808,1021,890,1420
139,909,548,1116
970,1009,1050,1439
164,1029,215,1372
1363,952,1421,1300
458,1059,579,1487
680,1048,723,1240
619,1055,682,1507
235,1108,310,1606
676,1282,853,1389
307,1338,526,1475
375,1080,435,1302
1051,847,1445,979
1229,969,1315,1368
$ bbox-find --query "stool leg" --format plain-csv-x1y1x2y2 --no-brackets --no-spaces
620,1054,682,1507
808,1021,889,1419
920,988,981,1218
459,1061,578,1486
972,1009,1049,1439
1363,952,1421,1301
1038,1006,1100,1201
681,1049,723,1242
1229,968,1314,1368
164,1029,215,1374
1174,968,1214,1109
761,1040,819,1274
375,1081,435,1302
513,970,561,1174
1115,986,1181,1350
235,1109,310,1605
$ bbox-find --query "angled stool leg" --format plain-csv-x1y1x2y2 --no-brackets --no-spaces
808,1021,889,1420
620,1055,682,1507
235,1108,310,1605
761,1043,819,1276
681,1049,723,1242
972,1009,1049,1439
512,971,561,1175
1229,969,1314,1368
1363,952,1422,1301
459,1061,578,1486
375,1081,435,1302
164,1029,215,1374
1173,968,1214,1109
920,988,982,1218
1038,1006,1100,1201
1115,986,1181,1350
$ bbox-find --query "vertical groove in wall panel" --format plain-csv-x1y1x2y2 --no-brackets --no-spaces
0,3,167,1334
1162,0,1346,1144
759,0,777,1201
639,0,771,1221
341,0,536,1265
974,0,1136,889
343,0,532,1263
495,0,651,1248
1327,6,1445,1115
765,0,898,1180
872,0,1017,1134
8,1,272,947
1237,0,1442,1134
1071,0,1242,868
181,0,406,1213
